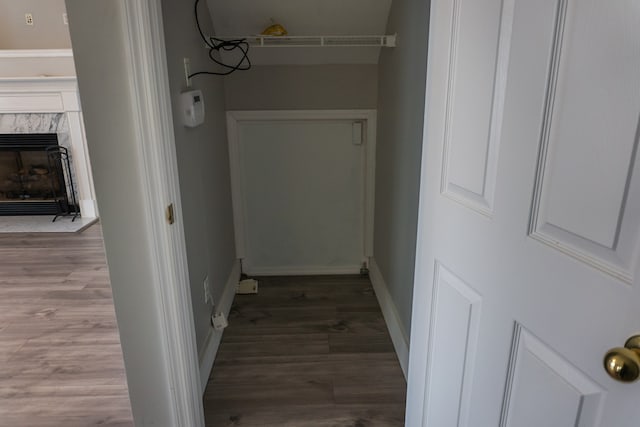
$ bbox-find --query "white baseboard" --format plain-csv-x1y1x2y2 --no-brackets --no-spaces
369,258,410,378
245,264,361,276
198,259,240,394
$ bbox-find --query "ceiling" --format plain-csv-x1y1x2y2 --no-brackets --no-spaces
206,0,393,65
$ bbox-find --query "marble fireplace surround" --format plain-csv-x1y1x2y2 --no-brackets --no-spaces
0,72,97,219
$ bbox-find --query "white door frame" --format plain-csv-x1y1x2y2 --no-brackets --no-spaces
405,0,450,423
120,0,204,425
226,110,377,274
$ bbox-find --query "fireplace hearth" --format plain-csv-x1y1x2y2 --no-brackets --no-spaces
0,134,78,219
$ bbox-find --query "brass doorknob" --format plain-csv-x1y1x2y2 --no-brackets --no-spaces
604,335,640,383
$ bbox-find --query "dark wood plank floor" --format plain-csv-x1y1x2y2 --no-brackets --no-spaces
0,224,134,426
204,275,407,427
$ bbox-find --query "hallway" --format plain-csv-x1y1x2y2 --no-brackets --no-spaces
204,275,406,426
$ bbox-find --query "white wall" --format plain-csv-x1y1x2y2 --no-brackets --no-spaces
0,0,71,49
373,0,431,334
224,65,378,110
66,0,175,423
160,0,237,357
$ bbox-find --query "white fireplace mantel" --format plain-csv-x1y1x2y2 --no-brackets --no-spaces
0,77,82,113
0,75,98,218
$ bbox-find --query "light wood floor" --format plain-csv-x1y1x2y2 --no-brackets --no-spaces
204,275,407,427
0,224,134,426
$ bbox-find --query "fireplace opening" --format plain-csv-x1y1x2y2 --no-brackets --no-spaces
0,134,78,219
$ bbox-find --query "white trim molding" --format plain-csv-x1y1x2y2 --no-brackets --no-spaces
369,257,410,378
199,260,241,394
244,265,362,277
0,49,73,58
121,0,204,425
226,109,377,271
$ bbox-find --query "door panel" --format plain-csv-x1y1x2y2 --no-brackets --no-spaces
235,120,365,275
501,325,605,427
423,263,482,427
529,0,640,283
440,0,509,214
408,0,640,425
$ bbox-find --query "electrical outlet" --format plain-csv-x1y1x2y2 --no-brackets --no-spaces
211,312,228,330
63,13,68,25
25,13,34,26
203,275,212,305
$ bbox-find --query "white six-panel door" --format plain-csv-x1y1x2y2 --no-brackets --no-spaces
407,0,640,425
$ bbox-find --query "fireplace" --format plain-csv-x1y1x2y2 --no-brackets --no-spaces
0,72,99,219
0,133,78,219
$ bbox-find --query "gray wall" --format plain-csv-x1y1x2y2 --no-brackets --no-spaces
374,0,430,334
224,65,378,110
66,0,174,423
161,0,237,356
0,0,71,49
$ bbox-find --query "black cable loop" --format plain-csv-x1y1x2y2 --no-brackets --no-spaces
189,0,251,78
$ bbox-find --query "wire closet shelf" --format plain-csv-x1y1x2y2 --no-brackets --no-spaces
211,34,397,48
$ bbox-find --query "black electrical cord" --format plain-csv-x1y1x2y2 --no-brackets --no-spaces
189,0,251,78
